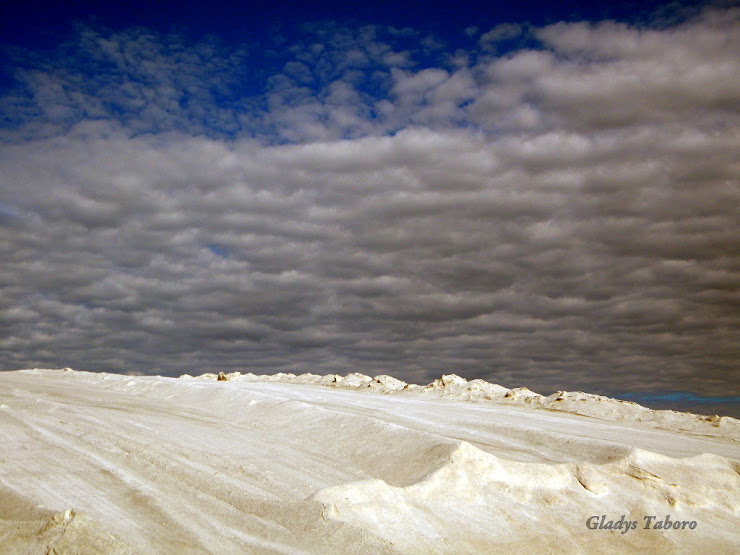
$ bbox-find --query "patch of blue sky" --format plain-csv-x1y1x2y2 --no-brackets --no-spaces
0,201,20,225
611,391,740,419
618,392,740,405
206,244,230,258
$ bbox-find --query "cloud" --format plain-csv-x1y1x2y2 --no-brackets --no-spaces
479,23,525,51
0,7,738,402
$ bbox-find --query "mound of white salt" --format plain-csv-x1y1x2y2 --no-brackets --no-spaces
365,374,408,391
312,442,740,554
2,368,738,553
186,370,739,436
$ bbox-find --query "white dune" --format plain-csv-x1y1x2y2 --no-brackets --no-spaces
0,369,738,553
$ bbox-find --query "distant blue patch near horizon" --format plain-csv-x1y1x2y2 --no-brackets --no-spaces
206,244,230,258
609,391,740,419
617,392,740,405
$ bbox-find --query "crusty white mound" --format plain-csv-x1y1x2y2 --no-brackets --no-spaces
185,370,740,437
313,443,739,554
1,368,738,554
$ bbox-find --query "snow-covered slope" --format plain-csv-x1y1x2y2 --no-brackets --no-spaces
1,369,738,553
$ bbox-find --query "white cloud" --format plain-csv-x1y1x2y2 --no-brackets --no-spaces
480,23,524,47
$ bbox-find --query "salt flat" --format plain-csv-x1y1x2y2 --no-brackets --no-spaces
0,369,738,554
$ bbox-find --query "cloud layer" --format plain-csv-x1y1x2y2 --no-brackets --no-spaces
1,7,738,398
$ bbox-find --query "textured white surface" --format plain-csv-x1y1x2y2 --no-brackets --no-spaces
1,369,738,553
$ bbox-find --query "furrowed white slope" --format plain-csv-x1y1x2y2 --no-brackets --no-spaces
0,369,738,554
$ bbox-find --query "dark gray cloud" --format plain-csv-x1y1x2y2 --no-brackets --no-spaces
0,8,738,404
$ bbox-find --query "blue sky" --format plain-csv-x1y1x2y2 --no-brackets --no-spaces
1,1,695,45
0,0,738,416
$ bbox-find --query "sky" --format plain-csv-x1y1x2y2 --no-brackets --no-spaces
0,0,738,414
